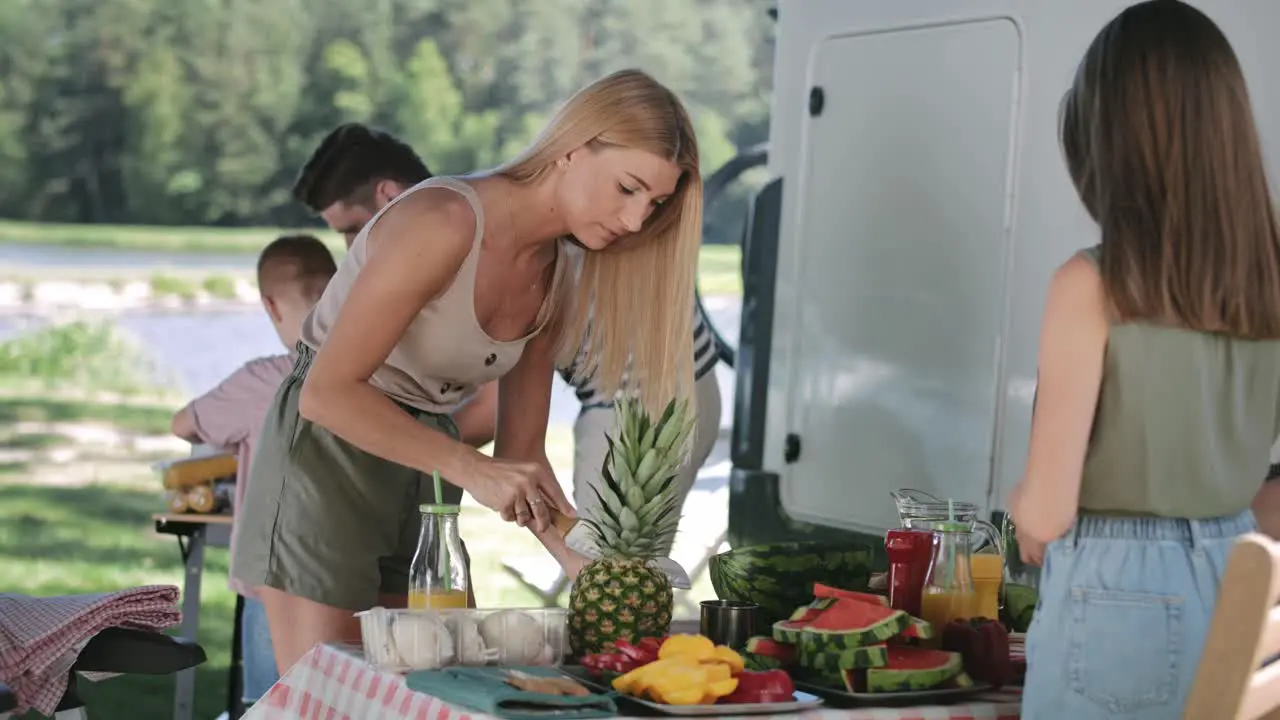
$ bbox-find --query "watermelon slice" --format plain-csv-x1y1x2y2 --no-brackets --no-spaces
745,636,797,666
773,598,910,651
840,647,963,693
900,617,934,640
940,671,975,689
799,644,889,672
788,597,835,621
810,583,934,641
743,653,783,671
812,583,890,606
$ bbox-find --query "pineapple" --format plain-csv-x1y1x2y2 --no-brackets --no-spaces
567,396,696,656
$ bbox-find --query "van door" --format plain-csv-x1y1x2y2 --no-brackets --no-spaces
779,17,1023,535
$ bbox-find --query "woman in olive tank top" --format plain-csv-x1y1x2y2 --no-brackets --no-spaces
1008,2,1280,717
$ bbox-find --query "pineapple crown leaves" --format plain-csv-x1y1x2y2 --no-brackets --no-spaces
580,397,696,559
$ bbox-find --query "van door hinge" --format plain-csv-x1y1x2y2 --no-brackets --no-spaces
784,433,801,463
808,87,825,117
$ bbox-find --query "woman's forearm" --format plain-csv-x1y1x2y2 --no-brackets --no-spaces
1011,480,1075,543
299,378,484,488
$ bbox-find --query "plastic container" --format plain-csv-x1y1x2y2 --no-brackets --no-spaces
355,606,569,672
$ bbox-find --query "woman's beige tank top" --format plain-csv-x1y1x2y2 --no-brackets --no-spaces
299,176,569,413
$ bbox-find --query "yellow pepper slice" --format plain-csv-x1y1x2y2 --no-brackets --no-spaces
662,688,707,706
657,634,717,662
701,678,739,704
704,646,745,675
699,662,733,683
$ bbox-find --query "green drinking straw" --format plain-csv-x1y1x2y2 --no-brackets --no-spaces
433,470,452,593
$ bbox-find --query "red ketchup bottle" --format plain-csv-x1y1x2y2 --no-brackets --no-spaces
886,528,934,617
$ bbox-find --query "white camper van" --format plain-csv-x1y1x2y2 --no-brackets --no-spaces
722,0,1280,550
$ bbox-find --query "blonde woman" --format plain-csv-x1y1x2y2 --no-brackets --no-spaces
232,68,702,674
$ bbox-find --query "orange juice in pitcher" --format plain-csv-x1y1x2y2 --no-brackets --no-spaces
969,552,1004,620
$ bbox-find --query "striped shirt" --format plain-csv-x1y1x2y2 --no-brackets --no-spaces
560,303,720,409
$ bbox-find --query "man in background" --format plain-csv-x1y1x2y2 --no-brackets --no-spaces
292,123,435,248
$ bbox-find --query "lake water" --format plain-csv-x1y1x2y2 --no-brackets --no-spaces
1,243,743,426
0,301,742,428
0,244,263,271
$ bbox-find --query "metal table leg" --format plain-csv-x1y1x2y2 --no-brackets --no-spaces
229,594,245,719
172,525,205,720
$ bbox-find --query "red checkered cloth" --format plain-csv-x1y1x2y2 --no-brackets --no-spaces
244,644,1022,720
0,585,181,716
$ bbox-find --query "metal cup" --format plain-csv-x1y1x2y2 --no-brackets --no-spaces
699,600,757,650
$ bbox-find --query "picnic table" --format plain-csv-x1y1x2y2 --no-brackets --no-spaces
242,643,1021,720
152,512,241,720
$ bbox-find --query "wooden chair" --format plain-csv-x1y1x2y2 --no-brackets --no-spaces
1185,532,1280,719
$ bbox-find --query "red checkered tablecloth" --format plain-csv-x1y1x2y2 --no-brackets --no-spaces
243,644,1021,720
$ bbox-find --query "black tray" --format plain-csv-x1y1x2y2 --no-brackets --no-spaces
792,679,991,708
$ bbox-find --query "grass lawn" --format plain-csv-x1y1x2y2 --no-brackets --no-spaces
0,220,347,256
0,220,742,297
0,393,718,720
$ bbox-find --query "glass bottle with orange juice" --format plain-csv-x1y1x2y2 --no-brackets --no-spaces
408,503,470,609
919,520,978,644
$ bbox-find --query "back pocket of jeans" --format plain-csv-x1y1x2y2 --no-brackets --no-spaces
1068,587,1182,713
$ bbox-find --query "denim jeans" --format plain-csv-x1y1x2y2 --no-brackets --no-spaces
1022,510,1255,719
241,596,279,703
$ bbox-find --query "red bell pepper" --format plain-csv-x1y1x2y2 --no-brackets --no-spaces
613,639,659,665
719,670,795,704
638,636,664,656
579,651,642,675
940,617,1012,689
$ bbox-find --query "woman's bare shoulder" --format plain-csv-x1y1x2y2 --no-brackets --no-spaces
1045,252,1108,331
366,183,481,263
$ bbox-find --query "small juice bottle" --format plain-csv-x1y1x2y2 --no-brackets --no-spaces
407,588,470,609
408,503,471,609
918,520,978,646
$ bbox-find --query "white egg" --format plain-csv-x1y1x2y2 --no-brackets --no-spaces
445,615,493,665
390,614,455,670
478,610,547,665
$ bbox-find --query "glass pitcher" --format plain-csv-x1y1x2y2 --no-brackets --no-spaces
409,503,470,609
891,488,1003,554
999,511,1041,589
919,520,978,641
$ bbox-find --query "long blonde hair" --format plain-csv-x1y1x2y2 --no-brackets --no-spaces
497,69,703,416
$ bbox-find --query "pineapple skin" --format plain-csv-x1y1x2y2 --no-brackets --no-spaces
567,397,689,657
568,556,673,655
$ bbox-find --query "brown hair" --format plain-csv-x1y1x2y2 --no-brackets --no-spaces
293,124,431,212
497,69,701,415
257,234,338,302
1061,0,1280,338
